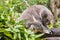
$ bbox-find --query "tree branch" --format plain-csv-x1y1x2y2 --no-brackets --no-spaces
40,28,60,40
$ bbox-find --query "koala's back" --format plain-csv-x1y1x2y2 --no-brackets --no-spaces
19,5,54,23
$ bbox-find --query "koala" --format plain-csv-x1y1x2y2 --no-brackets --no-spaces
17,5,55,34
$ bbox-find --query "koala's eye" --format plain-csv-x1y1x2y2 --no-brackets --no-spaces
46,19,50,25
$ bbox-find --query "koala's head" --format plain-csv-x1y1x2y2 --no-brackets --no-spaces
41,13,50,26
25,15,52,34
41,11,55,27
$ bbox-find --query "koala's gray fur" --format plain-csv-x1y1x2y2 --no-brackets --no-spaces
17,5,55,34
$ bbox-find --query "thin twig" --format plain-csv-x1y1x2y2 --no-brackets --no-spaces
23,0,30,7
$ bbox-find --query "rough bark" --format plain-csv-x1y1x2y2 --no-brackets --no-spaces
50,0,60,18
